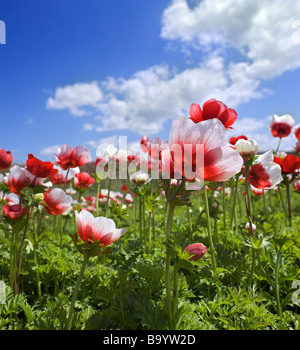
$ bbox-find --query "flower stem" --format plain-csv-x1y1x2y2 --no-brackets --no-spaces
202,181,217,273
66,254,89,330
96,180,101,216
165,202,175,327
285,182,292,227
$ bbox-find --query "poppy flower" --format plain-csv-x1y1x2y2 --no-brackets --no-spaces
273,154,300,174
74,172,95,189
75,209,126,247
269,114,295,138
55,145,91,170
292,124,300,141
26,154,58,179
184,243,207,261
162,117,243,182
43,188,73,215
0,148,13,170
229,135,248,145
3,204,28,220
189,98,237,130
248,151,283,189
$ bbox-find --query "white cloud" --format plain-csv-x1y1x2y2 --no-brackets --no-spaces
161,0,300,80
85,135,120,149
46,81,103,116
39,144,61,159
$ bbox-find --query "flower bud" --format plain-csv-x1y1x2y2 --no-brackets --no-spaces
184,243,207,261
235,139,259,157
34,193,44,203
245,222,256,231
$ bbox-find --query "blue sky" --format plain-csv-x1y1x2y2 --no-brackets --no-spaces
1,0,300,164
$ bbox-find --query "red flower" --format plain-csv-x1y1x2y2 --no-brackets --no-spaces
274,154,300,174
55,145,91,170
189,98,237,130
229,135,248,145
74,172,95,189
26,154,58,179
269,114,295,138
3,204,28,220
0,148,13,170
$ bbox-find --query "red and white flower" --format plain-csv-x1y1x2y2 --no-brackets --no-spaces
55,145,91,170
248,150,283,189
162,117,243,182
292,124,300,141
75,209,126,247
269,114,295,138
43,188,73,215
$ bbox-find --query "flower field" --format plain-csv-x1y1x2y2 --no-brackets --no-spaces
1,99,300,331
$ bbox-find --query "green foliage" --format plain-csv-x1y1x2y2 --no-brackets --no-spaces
0,180,300,330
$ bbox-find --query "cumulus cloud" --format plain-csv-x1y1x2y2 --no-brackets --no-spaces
45,0,300,143
46,81,103,116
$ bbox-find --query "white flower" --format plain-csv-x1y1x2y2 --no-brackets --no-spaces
235,138,259,156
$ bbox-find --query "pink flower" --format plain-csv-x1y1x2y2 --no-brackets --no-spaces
189,99,237,130
0,148,13,170
3,204,28,220
43,188,73,215
269,114,295,138
248,151,283,189
55,145,91,170
184,243,207,261
75,209,126,247
162,117,243,182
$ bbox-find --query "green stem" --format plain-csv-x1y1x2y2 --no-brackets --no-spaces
274,250,282,318
96,180,101,216
66,254,89,330
165,203,175,327
222,182,226,232
9,223,17,290
285,182,292,227
172,263,179,329
202,181,217,273
105,179,112,216
14,207,31,295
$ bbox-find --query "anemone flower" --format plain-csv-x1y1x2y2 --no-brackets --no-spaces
248,150,283,189
189,98,237,129
55,145,91,170
43,188,73,215
162,117,243,183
